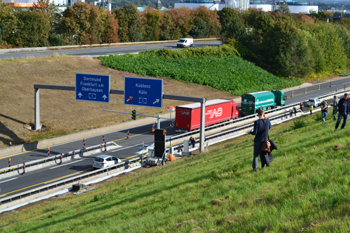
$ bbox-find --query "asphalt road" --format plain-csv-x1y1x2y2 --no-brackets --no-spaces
0,41,222,60
1,77,350,198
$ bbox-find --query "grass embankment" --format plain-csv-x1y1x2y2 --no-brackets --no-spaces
2,113,350,232
100,45,303,96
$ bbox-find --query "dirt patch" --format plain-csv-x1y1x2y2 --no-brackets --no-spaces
334,144,344,151
0,55,235,149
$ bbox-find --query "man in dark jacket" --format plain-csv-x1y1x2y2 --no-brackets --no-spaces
335,93,349,132
250,109,271,171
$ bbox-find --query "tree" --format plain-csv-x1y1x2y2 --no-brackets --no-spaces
12,9,51,47
165,8,194,38
144,8,161,41
275,3,291,14
102,10,119,43
113,4,141,42
0,3,16,46
58,2,104,45
218,7,246,43
189,17,210,38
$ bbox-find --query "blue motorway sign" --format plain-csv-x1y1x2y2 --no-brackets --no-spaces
76,73,110,103
124,77,163,108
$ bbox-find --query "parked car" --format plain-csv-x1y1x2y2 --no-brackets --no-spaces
92,155,121,169
177,38,193,48
308,98,321,107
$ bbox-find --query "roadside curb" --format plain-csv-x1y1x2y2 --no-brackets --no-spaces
0,113,170,158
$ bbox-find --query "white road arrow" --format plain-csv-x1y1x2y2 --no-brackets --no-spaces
102,94,107,100
153,99,160,104
78,92,83,98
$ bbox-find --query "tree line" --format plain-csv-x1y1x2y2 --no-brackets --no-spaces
1,1,350,78
0,1,219,48
219,8,350,78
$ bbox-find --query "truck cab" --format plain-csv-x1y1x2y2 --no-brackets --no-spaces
177,38,193,48
271,90,286,106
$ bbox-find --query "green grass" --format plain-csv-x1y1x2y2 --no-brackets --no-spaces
100,45,302,96
2,113,350,232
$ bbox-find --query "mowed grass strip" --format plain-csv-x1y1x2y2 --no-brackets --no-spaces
1,113,350,232
100,46,302,96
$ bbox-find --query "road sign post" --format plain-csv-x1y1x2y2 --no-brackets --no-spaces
124,77,163,108
76,73,110,103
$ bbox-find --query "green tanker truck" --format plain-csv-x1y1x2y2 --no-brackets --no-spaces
241,90,286,116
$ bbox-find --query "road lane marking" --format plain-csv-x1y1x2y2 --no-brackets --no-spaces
0,167,93,197
50,159,85,169
0,178,17,184
110,143,148,152
0,147,49,160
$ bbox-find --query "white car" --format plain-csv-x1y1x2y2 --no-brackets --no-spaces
308,98,321,107
177,38,193,48
92,155,121,169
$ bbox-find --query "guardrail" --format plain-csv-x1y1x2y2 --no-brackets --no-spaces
0,156,142,210
0,88,344,211
167,88,345,153
0,141,120,179
168,87,349,145
0,38,220,54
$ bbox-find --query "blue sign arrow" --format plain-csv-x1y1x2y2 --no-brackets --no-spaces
124,77,163,108
76,73,110,103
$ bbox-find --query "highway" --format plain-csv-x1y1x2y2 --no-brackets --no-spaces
1,77,350,199
0,41,222,60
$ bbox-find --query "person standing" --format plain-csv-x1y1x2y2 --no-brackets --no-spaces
333,95,339,120
335,93,349,132
189,137,195,148
310,105,313,115
300,102,304,112
250,109,271,172
321,101,328,123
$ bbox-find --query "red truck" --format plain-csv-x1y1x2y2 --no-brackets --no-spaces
175,99,239,131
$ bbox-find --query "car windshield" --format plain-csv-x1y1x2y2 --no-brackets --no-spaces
95,157,104,162
178,39,185,42
309,99,315,102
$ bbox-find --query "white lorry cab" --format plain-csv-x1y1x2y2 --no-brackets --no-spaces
177,38,193,48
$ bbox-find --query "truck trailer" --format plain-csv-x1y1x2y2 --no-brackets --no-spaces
175,99,239,131
241,90,286,115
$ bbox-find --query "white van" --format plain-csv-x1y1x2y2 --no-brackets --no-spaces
177,38,193,48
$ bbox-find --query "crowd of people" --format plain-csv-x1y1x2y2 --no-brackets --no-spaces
250,93,349,171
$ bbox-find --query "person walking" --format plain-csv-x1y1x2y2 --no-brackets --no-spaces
321,101,328,123
333,95,339,120
300,102,304,112
189,137,195,148
310,104,313,115
250,109,271,172
335,93,349,132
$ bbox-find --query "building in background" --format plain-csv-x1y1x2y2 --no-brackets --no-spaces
174,0,318,13
2,0,84,10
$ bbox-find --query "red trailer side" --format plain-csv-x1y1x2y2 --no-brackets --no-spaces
175,99,239,130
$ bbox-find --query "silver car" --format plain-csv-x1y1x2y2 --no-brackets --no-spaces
308,98,321,107
92,155,121,169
